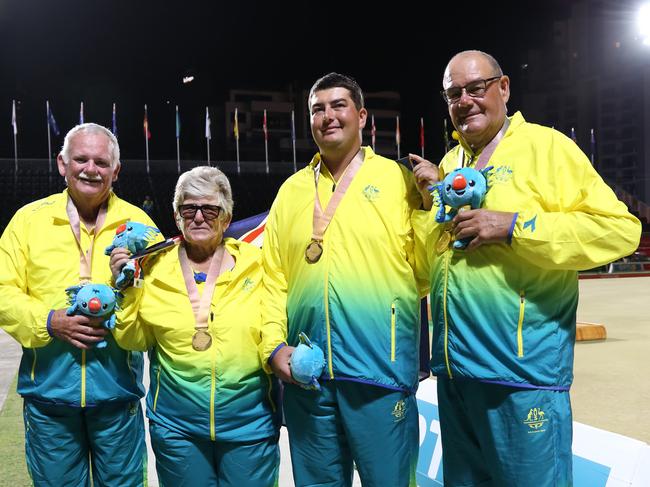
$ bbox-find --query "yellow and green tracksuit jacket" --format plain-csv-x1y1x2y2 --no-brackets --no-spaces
0,190,158,406
114,239,279,442
428,112,641,389
261,147,430,393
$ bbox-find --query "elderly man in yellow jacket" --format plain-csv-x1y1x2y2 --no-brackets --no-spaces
0,123,157,485
413,50,642,487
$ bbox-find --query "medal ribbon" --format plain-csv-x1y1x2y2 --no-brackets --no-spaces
178,244,226,335
457,118,511,170
311,149,364,243
66,196,107,283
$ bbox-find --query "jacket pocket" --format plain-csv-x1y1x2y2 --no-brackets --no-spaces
391,303,396,362
517,291,526,358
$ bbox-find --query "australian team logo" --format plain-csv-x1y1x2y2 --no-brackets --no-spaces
362,185,380,202
392,399,407,422
523,407,548,433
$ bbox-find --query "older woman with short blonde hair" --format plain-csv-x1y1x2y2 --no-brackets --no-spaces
111,166,280,486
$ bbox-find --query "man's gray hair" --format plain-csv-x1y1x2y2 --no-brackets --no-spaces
60,123,120,168
446,50,504,78
173,166,234,223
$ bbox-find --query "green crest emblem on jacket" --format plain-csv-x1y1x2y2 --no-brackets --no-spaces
362,185,380,202
242,277,255,292
523,407,548,433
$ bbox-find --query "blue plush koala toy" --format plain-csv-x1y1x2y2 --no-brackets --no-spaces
104,221,160,289
65,283,121,349
430,166,493,249
290,332,326,391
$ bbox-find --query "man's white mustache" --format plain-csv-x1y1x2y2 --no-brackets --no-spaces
79,172,102,182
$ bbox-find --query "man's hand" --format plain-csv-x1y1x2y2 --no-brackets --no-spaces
109,248,131,282
452,209,517,251
49,309,108,350
409,153,439,210
270,345,297,384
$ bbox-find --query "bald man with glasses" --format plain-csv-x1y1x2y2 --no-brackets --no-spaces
411,50,641,486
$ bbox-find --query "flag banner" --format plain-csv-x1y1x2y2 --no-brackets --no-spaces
590,128,596,165
395,115,401,146
224,211,268,247
205,107,212,140
112,103,117,136
79,101,84,124
291,109,296,144
443,118,451,153
47,102,60,136
11,100,17,135
570,127,577,143
175,105,181,139
419,117,425,149
143,105,151,139
234,108,239,140
371,114,376,150
263,109,268,141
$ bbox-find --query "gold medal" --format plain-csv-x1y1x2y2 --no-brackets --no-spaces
305,240,323,264
192,329,212,351
436,230,452,254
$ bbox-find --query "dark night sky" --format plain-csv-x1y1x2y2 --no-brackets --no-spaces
0,0,577,161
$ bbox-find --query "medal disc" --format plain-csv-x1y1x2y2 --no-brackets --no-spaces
192,329,212,351
436,230,452,254
305,241,323,264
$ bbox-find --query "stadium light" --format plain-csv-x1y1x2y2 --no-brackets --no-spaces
639,3,650,45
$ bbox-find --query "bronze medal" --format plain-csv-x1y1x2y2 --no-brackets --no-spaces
192,329,212,351
436,230,452,254
305,240,323,264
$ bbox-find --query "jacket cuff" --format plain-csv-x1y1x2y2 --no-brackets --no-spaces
507,212,519,245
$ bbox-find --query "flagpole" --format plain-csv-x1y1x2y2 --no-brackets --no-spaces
443,118,450,153
46,100,52,174
112,103,117,136
80,101,84,125
263,109,269,174
234,108,240,174
12,100,18,174
291,109,297,173
371,114,376,153
175,105,181,174
144,104,150,175
590,128,595,166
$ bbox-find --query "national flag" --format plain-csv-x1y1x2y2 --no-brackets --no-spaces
11,100,17,135
234,108,239,140
79,102,84,124
205,107,211,140
112,103,117,136
590,128,596,165
395,116,401,146
47,101,60,136
143,105,151,139
419,117,425,150
263,109,268,141
570,127,576,143
371,114,376,149
223,211,268,248
175,105,181,139
290,109,296,144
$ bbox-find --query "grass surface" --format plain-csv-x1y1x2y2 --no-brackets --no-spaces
0,375,30,486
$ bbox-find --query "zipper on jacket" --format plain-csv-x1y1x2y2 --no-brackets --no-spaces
517,291,526,358
390,303,396,362
210,354,216,441
81,350,87,407
323,242,334,379
152,364,161,412
442,252,453,378
30,349,37,381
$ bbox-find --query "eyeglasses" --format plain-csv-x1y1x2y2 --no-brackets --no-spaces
178,204,222,221
441,76,502,104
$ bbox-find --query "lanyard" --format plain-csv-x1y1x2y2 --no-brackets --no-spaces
66,196,107,284
311,149,364,243
178,244,226,334
457,118,510,170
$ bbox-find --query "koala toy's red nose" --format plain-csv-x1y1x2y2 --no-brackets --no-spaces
452,174,467,190
88,297,102,313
